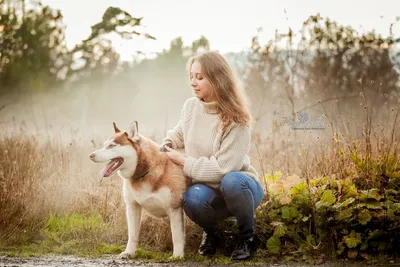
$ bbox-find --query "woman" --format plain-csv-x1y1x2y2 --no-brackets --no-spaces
160,51,264,261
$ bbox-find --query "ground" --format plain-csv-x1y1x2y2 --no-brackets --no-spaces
0,255,381,267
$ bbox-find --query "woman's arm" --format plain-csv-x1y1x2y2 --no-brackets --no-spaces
161,98,195,150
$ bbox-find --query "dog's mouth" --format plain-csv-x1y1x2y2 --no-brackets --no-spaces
99,157,124,178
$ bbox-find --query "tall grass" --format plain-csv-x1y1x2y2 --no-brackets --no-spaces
0,87,399,261
0,127,204,254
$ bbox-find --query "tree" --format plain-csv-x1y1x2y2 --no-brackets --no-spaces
0,0,68,92
0,1,154,93
245,14,400,133
66,6,155,82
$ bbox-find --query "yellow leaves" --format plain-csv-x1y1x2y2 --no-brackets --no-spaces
265,172,301,204
264,171,283,184
343,231,362,248
316,190,336,209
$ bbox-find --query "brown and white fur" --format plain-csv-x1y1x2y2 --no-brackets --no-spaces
89,121,191,259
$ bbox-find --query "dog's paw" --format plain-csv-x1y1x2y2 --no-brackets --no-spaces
118,251,136,259
169,254,184,261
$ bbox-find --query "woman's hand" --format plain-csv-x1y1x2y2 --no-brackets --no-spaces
165,146,186,168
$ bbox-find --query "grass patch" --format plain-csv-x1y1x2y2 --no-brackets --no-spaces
0,212,124,258
0,212,266,264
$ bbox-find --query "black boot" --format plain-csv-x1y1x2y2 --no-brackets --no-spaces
231,238,256,261
198,229,219,256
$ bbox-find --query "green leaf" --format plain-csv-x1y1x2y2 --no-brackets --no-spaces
393,203,400,212
359,189,381,201
316,190,336,209
264,172,282,184
358,210,371,225
281,206,298,221
343,184,358,198
333,197,355,209
273,223,287,237
321,190,336,204
336,242,345,255
366,200,383,209
267,236,281,254
343,231,362,248
290,182,307,196
335,209,353,220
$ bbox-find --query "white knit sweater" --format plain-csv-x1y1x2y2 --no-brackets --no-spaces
162,97,259,189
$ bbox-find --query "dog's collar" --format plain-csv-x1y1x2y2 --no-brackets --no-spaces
131,169,149,180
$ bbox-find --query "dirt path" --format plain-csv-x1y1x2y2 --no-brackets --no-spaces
2,255,204,267
3,255,397,267
0,255,332,267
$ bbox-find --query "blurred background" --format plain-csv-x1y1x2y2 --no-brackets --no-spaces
1,0,400,258
1,0,399,143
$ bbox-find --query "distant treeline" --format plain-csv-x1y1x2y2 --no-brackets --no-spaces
1,1,399,120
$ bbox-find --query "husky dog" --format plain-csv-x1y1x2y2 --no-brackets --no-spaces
89,121,190,258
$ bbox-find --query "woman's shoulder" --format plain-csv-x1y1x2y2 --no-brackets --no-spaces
223,122,251,138
228,121,251,131
182,97,199,112
183,97,198,106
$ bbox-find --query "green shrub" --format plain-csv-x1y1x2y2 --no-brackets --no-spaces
256,147,400,261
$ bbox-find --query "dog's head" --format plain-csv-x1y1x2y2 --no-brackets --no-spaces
89,121,141,179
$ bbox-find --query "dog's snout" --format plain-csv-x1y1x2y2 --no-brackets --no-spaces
89,153,95,160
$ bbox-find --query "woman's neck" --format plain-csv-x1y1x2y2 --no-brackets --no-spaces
202,97,214,103
198,98,218,114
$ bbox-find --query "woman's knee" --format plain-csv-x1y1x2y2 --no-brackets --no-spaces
184,184,206,210
183,184,217,214
183,184,219,228
220,172,246,195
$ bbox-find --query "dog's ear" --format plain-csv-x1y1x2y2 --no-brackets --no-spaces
113,122,121,133
126,121,140,141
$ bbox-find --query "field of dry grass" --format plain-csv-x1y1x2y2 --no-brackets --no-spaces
0,88,399,260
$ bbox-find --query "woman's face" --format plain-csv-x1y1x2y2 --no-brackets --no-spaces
190,61,213,102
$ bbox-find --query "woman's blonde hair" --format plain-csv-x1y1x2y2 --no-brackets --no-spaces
186,51,253,131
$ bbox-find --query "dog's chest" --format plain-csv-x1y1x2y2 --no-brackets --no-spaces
123,181,172,218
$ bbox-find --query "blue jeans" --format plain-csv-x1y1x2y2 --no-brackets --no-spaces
183,172,264,240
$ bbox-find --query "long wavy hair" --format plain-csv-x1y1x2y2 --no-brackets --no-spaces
186,51,253,131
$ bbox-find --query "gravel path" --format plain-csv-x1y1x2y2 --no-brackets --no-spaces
0,255,345,267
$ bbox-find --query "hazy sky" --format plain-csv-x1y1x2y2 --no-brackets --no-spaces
41,0,400,60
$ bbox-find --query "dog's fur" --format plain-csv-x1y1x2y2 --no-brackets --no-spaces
89,121,191,258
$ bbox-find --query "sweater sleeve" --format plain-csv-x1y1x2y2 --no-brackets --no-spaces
183,123,251,183
162,98,194,149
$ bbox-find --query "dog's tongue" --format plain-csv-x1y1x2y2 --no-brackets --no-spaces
99,160,116,179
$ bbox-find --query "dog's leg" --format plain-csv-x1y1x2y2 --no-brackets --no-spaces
119,201,142,259
169,207,185,259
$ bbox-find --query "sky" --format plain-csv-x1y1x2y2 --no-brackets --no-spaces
40,0,400,60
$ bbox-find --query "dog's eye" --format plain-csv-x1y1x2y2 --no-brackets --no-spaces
107,144,116,149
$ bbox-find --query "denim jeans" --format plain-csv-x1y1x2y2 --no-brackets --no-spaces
183,172,264,240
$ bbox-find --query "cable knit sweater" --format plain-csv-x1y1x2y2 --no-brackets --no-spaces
162,97,259,189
